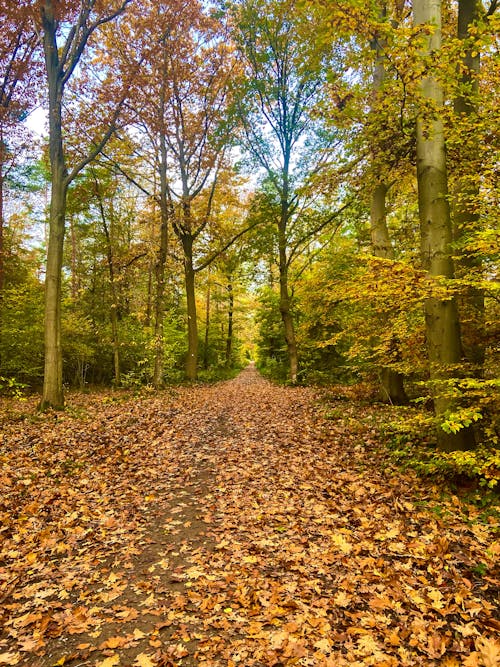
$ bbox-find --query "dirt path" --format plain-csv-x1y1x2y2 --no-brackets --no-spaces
0,367,498,666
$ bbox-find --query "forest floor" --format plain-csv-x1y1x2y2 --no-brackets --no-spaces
0,366,499,667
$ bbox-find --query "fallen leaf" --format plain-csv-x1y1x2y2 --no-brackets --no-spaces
97,655,120,667
135,654,155,667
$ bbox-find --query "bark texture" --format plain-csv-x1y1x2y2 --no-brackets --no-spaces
182,231,198,381
368,11,407,405
453,0,485,374
153,127,170,388
414,0,474,450
40,1,67,409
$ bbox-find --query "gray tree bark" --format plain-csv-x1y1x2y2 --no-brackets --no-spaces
39,0,130,409
369,22,408,404
413,0,474,450
453,0,485,375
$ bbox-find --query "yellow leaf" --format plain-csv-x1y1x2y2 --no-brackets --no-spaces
97,656,120,667
0,653,20,666
242,555,258,564
476,637,500,667
135,654,155,667
314,638,332,652
133,628,147,640
331,533,352,554
53,657,76,667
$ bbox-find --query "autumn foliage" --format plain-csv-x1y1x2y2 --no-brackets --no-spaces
1,368,499,666
0,1,499,663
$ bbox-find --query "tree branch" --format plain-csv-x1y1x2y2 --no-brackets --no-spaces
287,198,354,267
194,219,261,272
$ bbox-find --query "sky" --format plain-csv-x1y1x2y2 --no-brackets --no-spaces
26,107,47,137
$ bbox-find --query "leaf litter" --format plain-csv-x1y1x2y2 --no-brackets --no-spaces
0,366,498,666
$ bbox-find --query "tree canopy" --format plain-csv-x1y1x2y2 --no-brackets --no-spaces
0,0,498,457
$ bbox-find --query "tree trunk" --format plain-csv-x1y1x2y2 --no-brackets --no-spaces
453,0,485,375
97,189,121,386
278,221,298,383
414,0,474,451
40,91,66,408
278,156,298,383
0,133,5,293
40,2,67,409
225,280,234,367
369,13,408,405
182,233,198,381
153,128,170,388
203,272,210,370
41,160,66,409
370,184,408,404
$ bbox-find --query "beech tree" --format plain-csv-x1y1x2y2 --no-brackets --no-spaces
146,6,234,381
451,0,497,374
413,0,474,451
35,0,131,409
367,4,409,405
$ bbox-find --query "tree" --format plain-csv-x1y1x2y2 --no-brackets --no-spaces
107,0,237,382
231,0,335,383
0,6,40,292
153,5,234,381
367,3,408,404
451,0,497,375
413,0,474,450
36,0,131,409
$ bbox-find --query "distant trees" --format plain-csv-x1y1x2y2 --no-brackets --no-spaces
230,0,341,383
0,0,497,452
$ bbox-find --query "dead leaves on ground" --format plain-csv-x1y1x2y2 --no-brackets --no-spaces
0,370,498,666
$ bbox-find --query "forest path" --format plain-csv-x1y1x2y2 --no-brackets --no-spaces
0,367,498,666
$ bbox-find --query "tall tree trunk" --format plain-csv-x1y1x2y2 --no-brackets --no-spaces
370,184,408,404
225,280,234,367
96,189,121,386
414,0,474,451
278,228,298,383
182,233,198,381
369,8,408,404
453,0,485,374
0,132,5,294
40,64,67,409
42,167,66,409
153,128,170,388
279,164,298,383
203,270,211,370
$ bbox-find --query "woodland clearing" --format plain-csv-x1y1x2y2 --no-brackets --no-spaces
0,366,499,667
